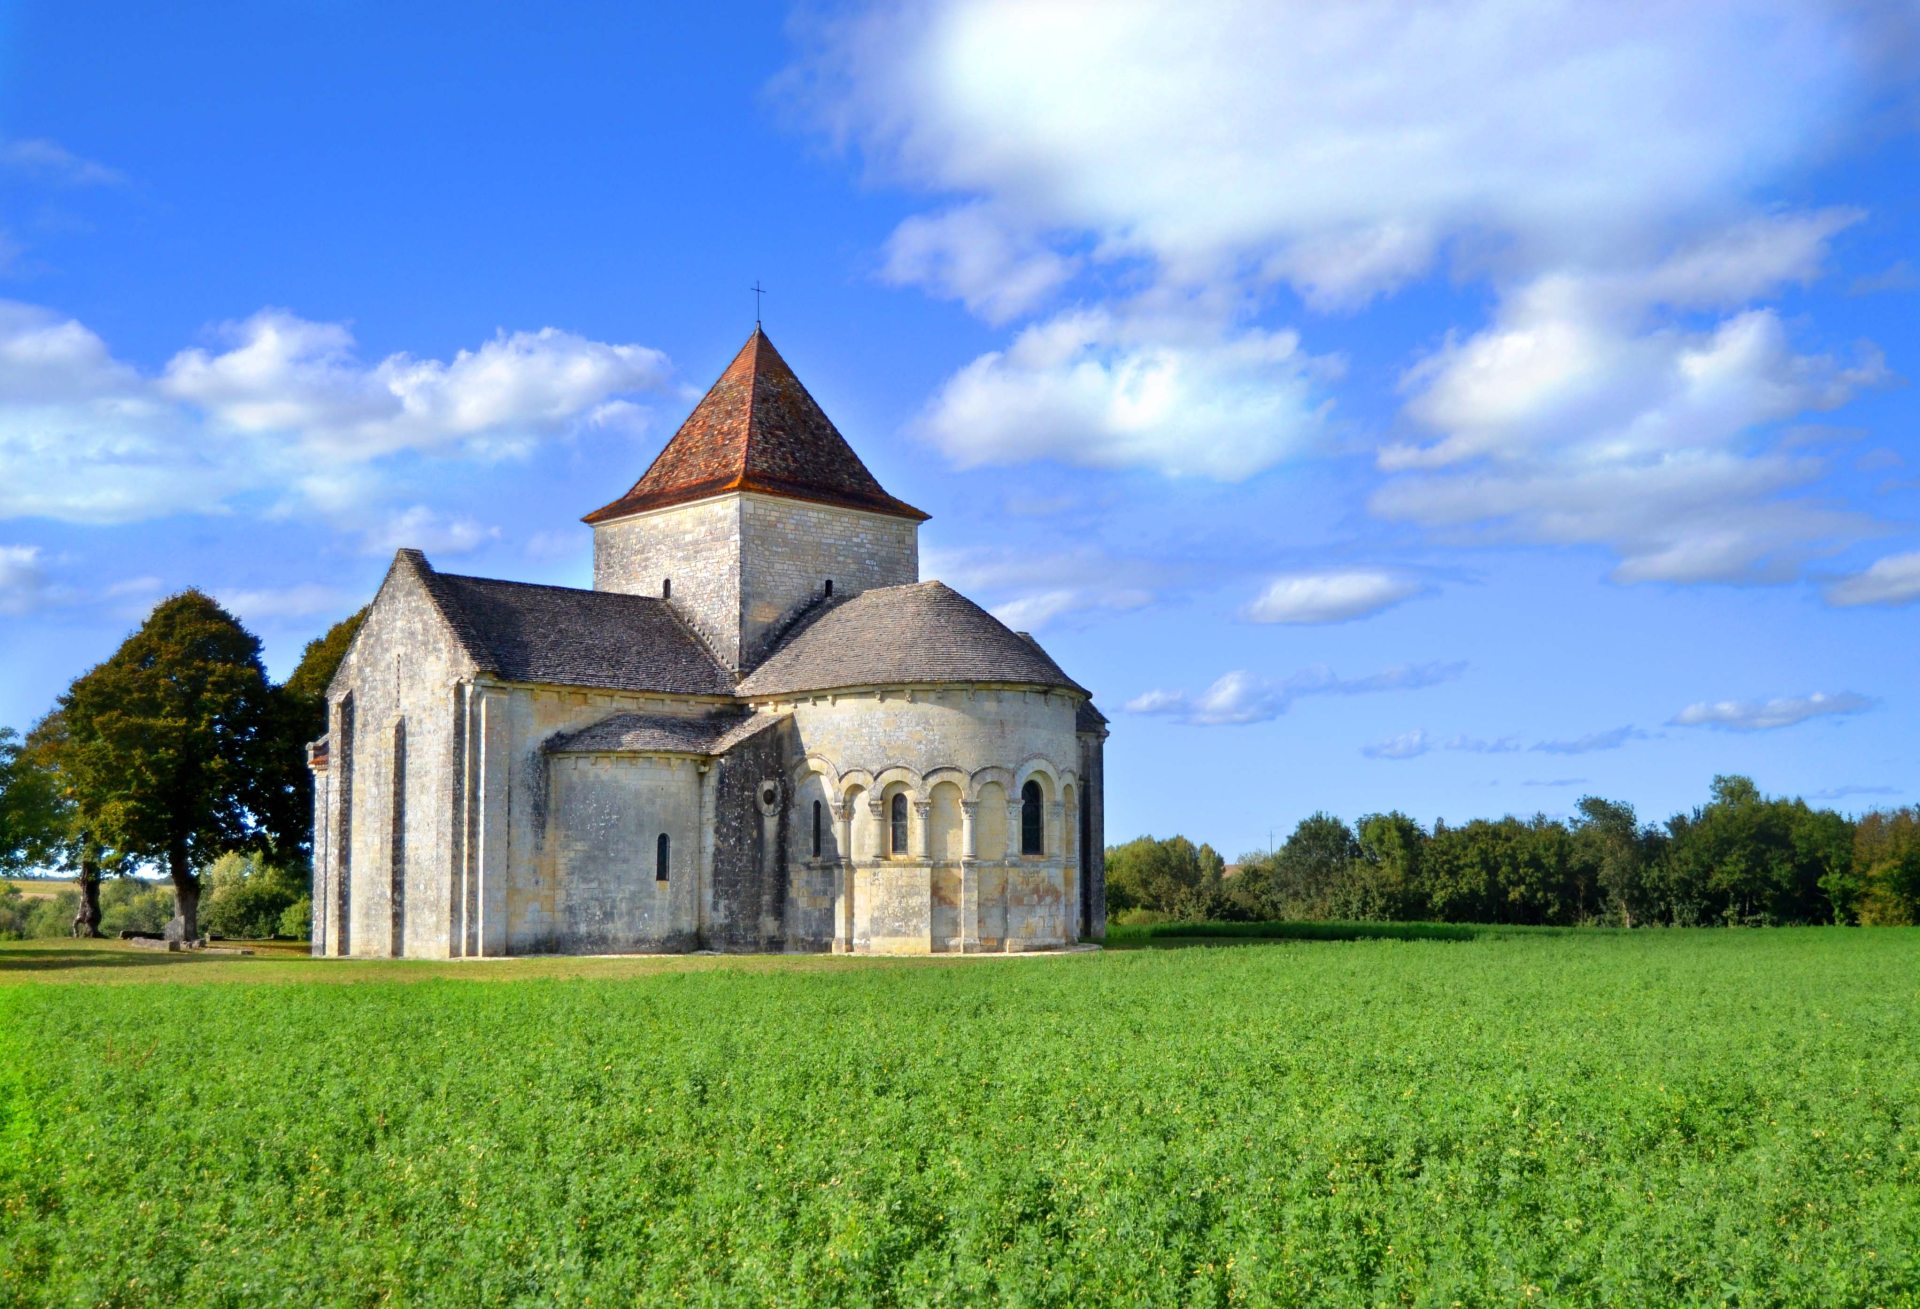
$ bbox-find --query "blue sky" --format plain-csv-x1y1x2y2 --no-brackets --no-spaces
0,1,1915,858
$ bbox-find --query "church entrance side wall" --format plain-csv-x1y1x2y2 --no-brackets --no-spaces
323,563,475,959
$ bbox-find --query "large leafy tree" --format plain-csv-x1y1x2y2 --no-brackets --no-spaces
60,591,281,938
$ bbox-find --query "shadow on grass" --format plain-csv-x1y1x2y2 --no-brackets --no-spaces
0,948,217,972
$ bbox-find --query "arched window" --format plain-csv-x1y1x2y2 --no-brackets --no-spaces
662,578,671,599
824,579,834,597
655,832,670,882
812,800,823,858
1021,780,1044,856
890,792,909,856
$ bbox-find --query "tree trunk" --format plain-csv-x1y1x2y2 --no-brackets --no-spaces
166,839,199,942
71,855,103,938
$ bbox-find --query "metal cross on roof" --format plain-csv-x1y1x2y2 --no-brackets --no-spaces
751,280,767,325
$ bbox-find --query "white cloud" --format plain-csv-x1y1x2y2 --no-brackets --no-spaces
1363,728,1433,760
215,584,356,622
1531,725,1647,755
0,302,675,525
925,544,1157,630
880,204,1078,324
0,544,49,614
795,2,1872,293
0,138,125,187
1129,660,1463,725
1244,569,1426,624
362,506,499,557
1670,691,1874,731
792,3,1903,582
915,307,1333,479
1824,552,1920,607
1444,733,1523,754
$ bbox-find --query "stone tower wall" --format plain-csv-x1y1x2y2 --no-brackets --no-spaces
590,491,919,672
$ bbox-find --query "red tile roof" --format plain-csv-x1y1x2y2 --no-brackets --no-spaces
582,328,929,525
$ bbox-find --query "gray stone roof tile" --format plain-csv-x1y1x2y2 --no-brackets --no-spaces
400,551,735,696
739,581,1086,698
546,711,785,756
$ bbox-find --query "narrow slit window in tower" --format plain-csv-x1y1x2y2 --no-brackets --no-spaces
656,832,670,882
662,578,671,599
812,800,823,857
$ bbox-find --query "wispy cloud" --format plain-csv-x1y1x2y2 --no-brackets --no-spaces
1369,724,1648,760
1669,691,1874,732
215,583,357,622
0,544,51,614
1130,660,1465,726
361,506,500,557
1243,569,1428,624
1806,784,1902,802
1363,728,1433,759
1824,552,1920,608
1532,725,1648,755
0,138,126,187
926,544,1156,631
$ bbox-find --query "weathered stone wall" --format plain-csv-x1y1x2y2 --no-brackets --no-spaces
496,684,734,955
324,562,475,959
591,496,741,666
544,754,703,952
704,718,793,951
737,494,919,668
589,492,920,673
771,686,1087,953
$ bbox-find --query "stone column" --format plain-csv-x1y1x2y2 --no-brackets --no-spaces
1004,798,1022,951
913,800,933,861
830,799,853,953
473,686,511,958
959,800,980,953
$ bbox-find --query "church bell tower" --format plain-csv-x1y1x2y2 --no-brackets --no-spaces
582,328,928,675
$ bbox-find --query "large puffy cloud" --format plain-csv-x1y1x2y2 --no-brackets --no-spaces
0,302,674,524
799,1,1872,292
792,1,1905,581
1371,224,1888,582
915,307,1333,479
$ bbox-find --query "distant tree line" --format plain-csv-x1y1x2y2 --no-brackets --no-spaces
0,592,364,940
1108,777,1920,928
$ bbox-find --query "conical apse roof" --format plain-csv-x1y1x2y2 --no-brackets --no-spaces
582,327,929,525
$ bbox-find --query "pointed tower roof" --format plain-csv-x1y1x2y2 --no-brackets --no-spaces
583,328,929,525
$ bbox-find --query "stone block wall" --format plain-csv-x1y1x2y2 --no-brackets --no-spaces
737,494,919,667
591,496,741,666
322,560,474,959
589,492,920,672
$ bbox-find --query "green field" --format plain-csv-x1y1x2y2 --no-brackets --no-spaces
3,931,1916,1307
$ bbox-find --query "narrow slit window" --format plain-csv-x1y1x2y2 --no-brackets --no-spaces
812,800,823,857
1021,780,1044,856
662,578,671,599
890,793,909,856
824,579,833,597
655,832,670,882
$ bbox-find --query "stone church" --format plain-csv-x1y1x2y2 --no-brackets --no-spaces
308,328,1108,957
